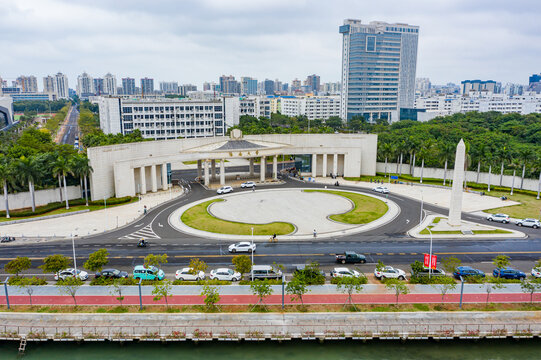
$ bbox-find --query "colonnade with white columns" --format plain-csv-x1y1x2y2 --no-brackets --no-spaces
310,153,343,178
196,155,280,187
136,163,169,195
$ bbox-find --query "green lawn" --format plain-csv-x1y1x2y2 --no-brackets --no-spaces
180,199,295,235
303,189,388,224
0,198,139,223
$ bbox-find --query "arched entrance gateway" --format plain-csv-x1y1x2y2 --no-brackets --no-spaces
87,131,377,200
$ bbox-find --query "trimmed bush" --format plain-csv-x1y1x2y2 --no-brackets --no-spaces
331,276,367,285
239,279,282,285
8,276,47,286
172,279,231,286
409,276,456,284
89,277,138,286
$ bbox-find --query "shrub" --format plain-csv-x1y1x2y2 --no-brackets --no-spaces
172,279,231,286
331,275,367,285
239,279,282,285
8,276,47,286
90,277,138,286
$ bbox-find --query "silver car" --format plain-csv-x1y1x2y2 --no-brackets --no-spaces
486,213,510,223
516,218,540,229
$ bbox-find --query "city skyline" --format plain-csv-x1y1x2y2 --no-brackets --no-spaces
1,0,539,87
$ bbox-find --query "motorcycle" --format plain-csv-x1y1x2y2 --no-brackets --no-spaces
1,236,15,243
137,240,148,248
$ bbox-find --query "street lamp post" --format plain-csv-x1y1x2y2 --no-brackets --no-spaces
3,277,9,310
251,227,254,282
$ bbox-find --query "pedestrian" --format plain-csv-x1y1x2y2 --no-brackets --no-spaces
313,229,317,238
252,186,255,192
273,233,277,242
143,205,147,215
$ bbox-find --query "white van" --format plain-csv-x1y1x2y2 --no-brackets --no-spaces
250,265,282,280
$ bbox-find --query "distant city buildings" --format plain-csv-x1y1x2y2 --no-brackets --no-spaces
76,72,94,98
529,73,541,94
460,80,499,95
160,81,179,94
16,75,38,93
103,73,117,95
281,96,340,120
122,78,136,95
339,19,419,122
140,77,155,96
240,77,258,95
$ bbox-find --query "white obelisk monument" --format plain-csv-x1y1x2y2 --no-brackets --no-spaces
448,139,466,226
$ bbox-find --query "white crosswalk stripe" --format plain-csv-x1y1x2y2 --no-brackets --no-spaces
119,225,161,240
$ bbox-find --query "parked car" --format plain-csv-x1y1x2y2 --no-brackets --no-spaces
217,186,233,194
241,181,256,188
493,267,526,280
373,186,389,194
335,251,366,264
251,265,282,280
209,268,241,281
330,267,360,278
515,218,541,229
175,267,205,281
374,266,406,280
486,213,510,223
133,265,165,281
452,266,485,279
228,241,256,253
95,268,128,279
413,268,446,277
531,267,541,278
55,268,89,281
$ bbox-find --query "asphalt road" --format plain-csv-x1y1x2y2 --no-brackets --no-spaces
1,168,541,276
60,106,79,146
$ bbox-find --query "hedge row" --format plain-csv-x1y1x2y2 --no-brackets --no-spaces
8,276,47,286
330,276,368,285
0,196,134,218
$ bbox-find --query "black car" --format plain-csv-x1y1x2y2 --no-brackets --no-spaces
95,268,129,279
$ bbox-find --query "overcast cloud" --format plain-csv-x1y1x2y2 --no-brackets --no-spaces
0,0,539,88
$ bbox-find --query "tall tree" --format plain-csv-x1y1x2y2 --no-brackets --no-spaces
518,147,534,190
14,156,40,212
52,156,72,209
70,154,93,206
438,142,455,186
0,158,13,218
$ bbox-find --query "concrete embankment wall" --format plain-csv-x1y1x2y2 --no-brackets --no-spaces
1,312,540,342
376,162,541,192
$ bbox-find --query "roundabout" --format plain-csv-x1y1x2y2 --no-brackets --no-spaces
168,188,400,240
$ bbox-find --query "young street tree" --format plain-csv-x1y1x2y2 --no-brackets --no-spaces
250,280,273,310
152,280,173,309
232,255,252,280
84,248,109,272
16,277,35,306
520,279,541,304
335,275,365,310
485,281,504,305
493,255,511,270
56,276,83,306
286,277,309,308
441,256,462,274
144,254,168,269
430,277,457,304
201,285,221,311
4,256,31,277
385,278,410,305
40,254,70,274
109,279,125,306
189,258,208,275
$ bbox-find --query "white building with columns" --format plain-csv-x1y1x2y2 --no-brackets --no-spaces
87,130,378,200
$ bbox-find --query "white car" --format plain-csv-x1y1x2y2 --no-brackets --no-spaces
54,268,89,281
486,213,510,223
241,181,256,188
330,267,360,278
175,267,205,281
516,218,541,229
217,186,233,195
374,266,407,280
209,268,241,281
531,268,541,278
228,241,256,253
373,186,389,194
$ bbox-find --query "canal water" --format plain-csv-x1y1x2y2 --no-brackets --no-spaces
1,339,541,359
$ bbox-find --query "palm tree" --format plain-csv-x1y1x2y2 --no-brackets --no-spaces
396,140,408,176
518,147,534,190
0,159,13,218
418,140,434,183
70,154,93,206
14,156,39,213
52,156,72,210
438,142,455,186
378,142,394,177
495,147,512,187
471,143,488,184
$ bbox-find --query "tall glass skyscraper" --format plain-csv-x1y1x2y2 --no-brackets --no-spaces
339,19,419,122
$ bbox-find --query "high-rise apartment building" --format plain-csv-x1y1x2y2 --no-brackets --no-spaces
461,80,498,95
264,79,275,95
339,19,419,121
55,73,70,99
219,75,240,94
305,74,321,93
104,73,117,95
141,78,154,96
160,81,179,94
179,84,197,96
122,78,136,95
93,78,105,95
240,77,258,95
17,75,38,93
77,72,94,97
43,76,56,94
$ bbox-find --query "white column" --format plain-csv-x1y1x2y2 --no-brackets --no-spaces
150,164,157,193
322,154,327,178
249,158,254,177
197,160,202,178
273,155,278,180
204,160,210,186
220,159,225,185
333,153,338,176
312,153,317,178
448,140,466,226
140,166,147,195
161,163,168,190
260,156,266,182
211,159,216,180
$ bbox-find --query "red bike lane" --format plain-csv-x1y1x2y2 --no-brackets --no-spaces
0,293,533,306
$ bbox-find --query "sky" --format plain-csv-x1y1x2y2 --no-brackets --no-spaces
0,0,539,89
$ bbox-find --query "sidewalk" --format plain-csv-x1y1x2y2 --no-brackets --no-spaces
0,188,184,240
